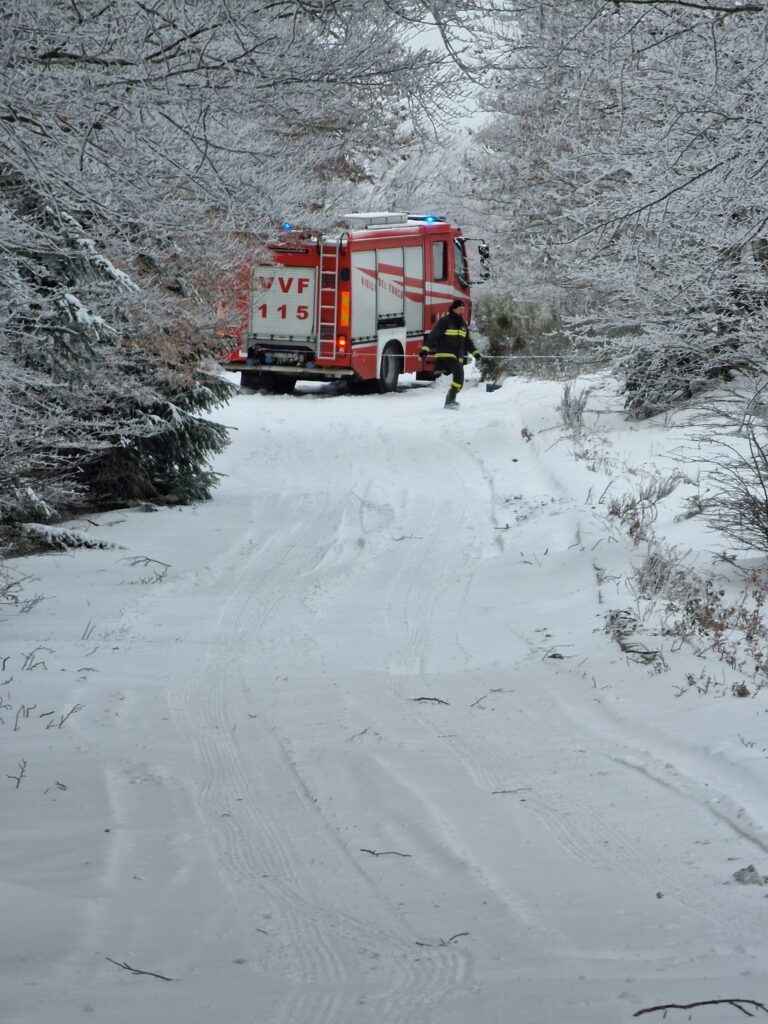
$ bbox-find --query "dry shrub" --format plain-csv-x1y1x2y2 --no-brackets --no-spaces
604,472,685,545
635,549,768,692
558,382,594,436
705,427,768,553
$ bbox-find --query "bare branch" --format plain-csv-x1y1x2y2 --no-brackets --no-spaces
105,958,175,982
7,759,27,788
634,998,768,1017
612,1,764,12
360,848,412,857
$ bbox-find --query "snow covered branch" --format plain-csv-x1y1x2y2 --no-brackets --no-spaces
471,0,768,415
1,0,471,542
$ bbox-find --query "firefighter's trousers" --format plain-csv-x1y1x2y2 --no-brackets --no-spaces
435,354,464,400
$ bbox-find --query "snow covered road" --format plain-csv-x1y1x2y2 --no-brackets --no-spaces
5,376,768,1023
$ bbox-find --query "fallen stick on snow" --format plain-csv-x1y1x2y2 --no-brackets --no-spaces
634,998,768,1018
360,848,412,858
105,958,174,982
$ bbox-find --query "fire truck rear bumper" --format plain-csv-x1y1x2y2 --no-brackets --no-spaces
220,361,354,382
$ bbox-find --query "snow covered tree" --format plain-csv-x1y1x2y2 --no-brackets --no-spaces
471,1,768,415
0,168,233,545
0,0,486,548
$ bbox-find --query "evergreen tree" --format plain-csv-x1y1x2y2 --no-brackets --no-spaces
0,167,232,547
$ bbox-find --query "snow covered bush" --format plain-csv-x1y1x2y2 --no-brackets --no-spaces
617,336,747,421
19,525,121,552
473,289,572,380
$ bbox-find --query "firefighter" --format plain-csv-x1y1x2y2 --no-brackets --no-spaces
420,299,482,409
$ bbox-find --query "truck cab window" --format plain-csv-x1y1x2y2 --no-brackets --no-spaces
432,240,447,281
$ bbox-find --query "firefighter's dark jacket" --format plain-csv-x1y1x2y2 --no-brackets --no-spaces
422,311,478,361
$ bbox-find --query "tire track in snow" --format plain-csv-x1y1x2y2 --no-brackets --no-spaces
283,433,489,1020
357,437,561,973
535,680,768,934
360,426,765,955
370,429,700,954
421,696,768,947
564,690,768,865
180,493,347,1022
384,500,456,678
173,485,465,1024
303,450,480,1021
378,436,490,680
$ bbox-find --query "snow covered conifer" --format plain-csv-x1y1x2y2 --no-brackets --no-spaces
0,169,231,546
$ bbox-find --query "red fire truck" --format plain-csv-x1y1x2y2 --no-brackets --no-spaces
219,212,489,393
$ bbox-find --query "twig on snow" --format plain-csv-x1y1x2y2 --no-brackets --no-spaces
46,704,84,729
470,688,505,708
21,646,51,671
634,998,768,1018
105,957,174,982
14,704,36,730
410,697,449,705
7,759,27,788
360,848,412,858
415,932,470,947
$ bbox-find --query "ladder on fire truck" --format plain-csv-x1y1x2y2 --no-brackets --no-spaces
317,238,341,358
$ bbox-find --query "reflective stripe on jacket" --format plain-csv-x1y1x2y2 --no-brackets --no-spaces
426,311,474,360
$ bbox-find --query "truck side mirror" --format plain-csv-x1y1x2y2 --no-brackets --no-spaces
478,243,491,281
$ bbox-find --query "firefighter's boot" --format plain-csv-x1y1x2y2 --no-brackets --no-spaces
444,386,460,409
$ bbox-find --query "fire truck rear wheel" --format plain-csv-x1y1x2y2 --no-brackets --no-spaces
378,341,402,394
